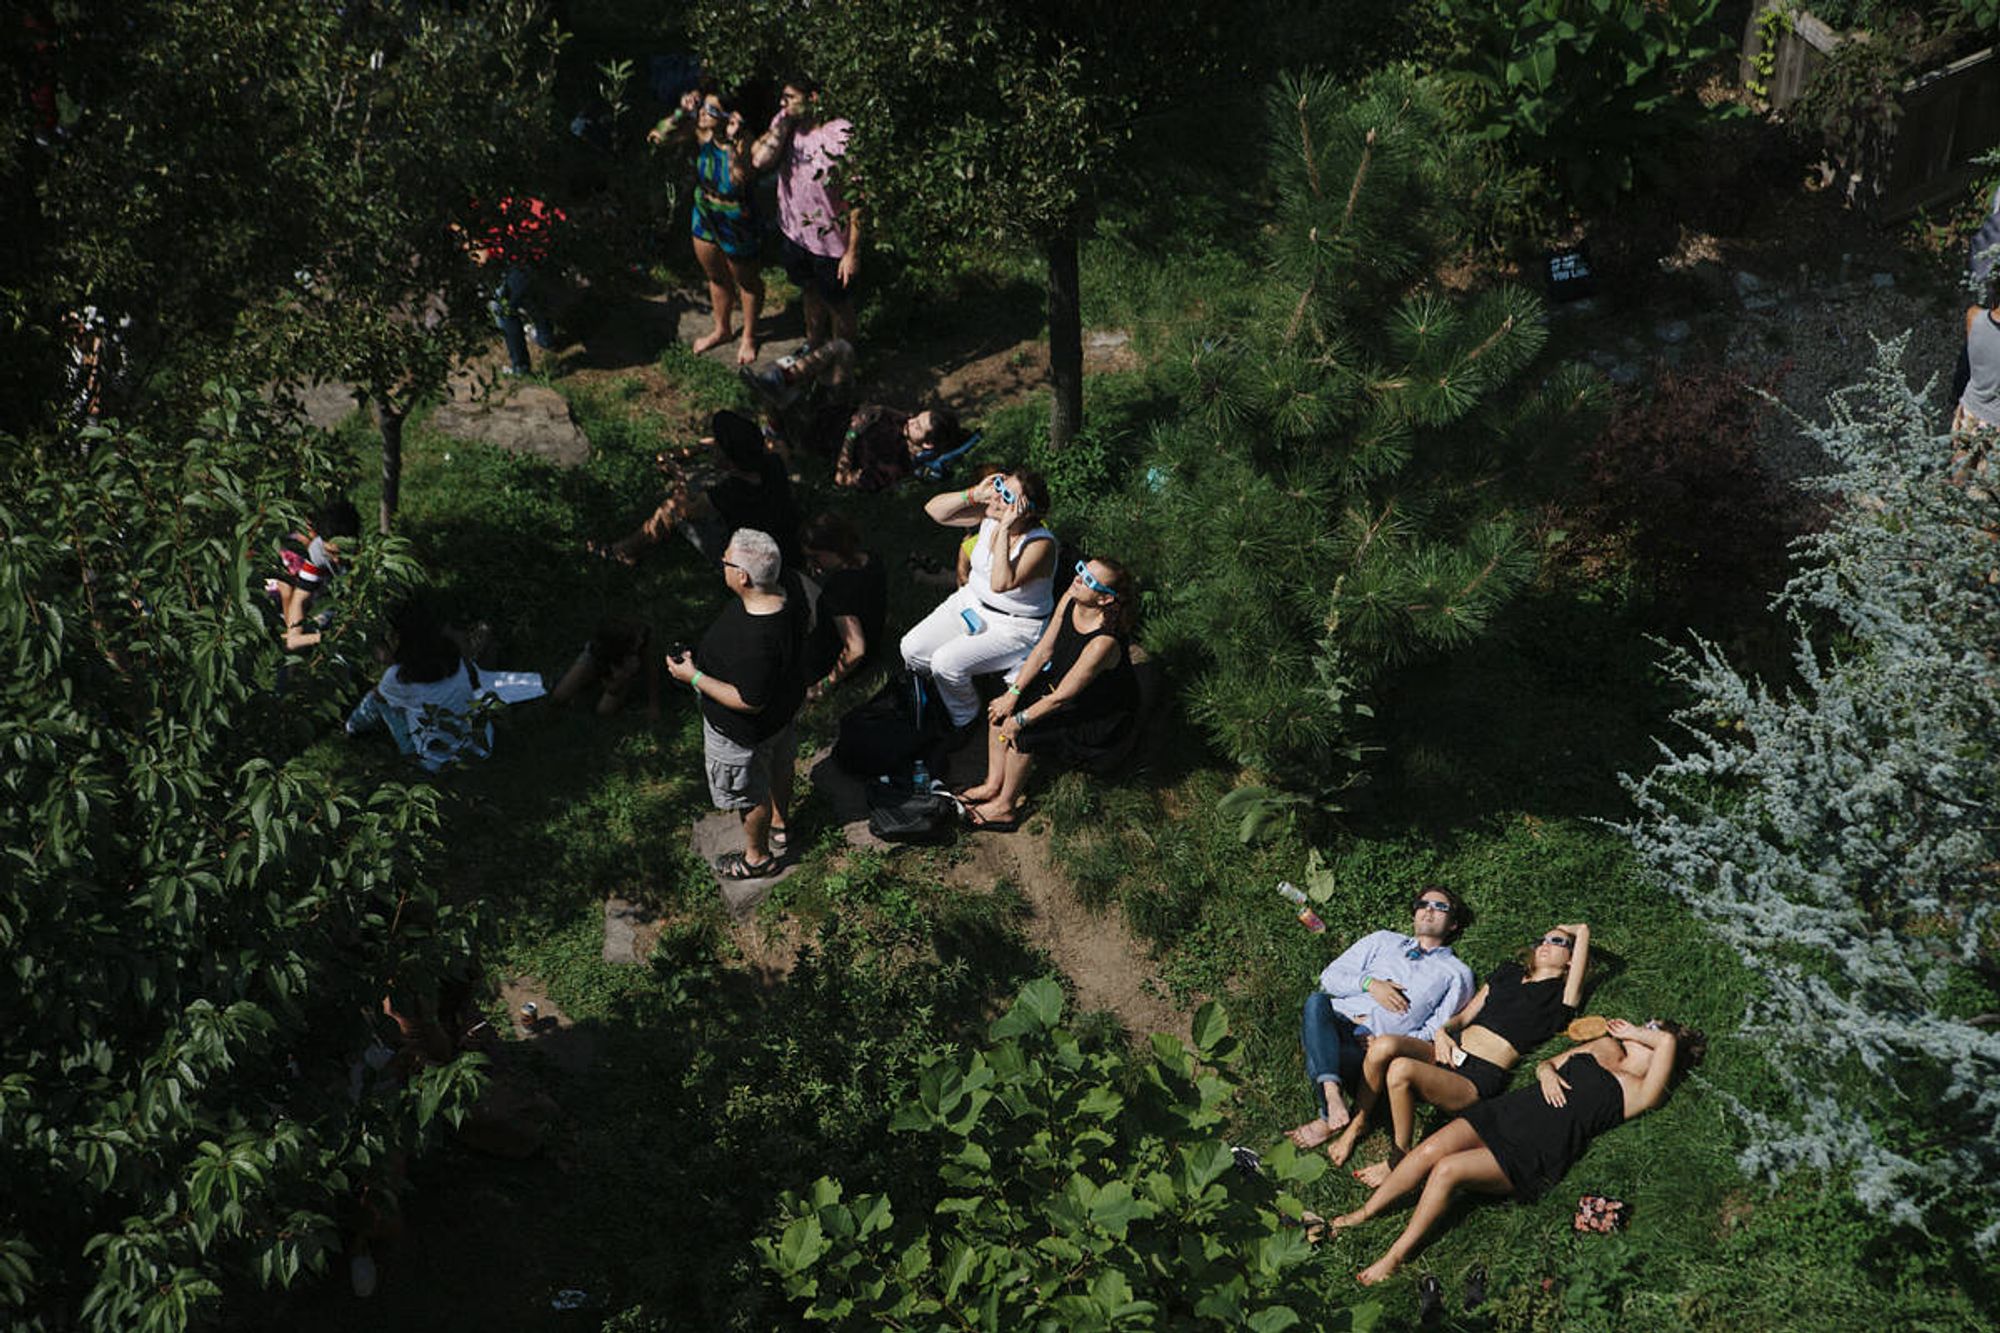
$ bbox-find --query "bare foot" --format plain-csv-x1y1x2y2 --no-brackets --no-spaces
1356,1255,1401,1286
1285,1118,1334,1151
1350,1161,1392,1189
736,335,758,367
1329,1208,1368,1232
955,782,1001,804
691,326,735,355
1327,1122,1360,1166
1320,1089,1352,1134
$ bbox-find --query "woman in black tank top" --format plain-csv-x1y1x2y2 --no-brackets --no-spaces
1327,1018,1705,1288
1332,923,1593,1182
959,556,1139,831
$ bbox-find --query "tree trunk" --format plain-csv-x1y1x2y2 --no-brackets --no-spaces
374,397,405,535
1044,231,1083,451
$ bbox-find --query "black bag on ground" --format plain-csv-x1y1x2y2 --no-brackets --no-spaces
833,669,951,780
865,783,958,843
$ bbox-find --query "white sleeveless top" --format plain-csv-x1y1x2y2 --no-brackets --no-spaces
968,517,1055,619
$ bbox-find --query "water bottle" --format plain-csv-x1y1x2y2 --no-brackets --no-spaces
912,759,931,792
1276,881,1326,933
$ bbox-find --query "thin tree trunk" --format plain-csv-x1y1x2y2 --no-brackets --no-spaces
374,397,405,535
1044,231,1083,451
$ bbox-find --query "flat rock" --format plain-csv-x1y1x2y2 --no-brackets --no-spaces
805,747,891,853
430,381,591,468
601,896,657,965
691,811,804,919
293,380,363,431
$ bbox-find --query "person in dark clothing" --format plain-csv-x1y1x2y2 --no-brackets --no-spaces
594,410,800,566
1335,922,1594,1182
958,555,1140,831
799,512,886,702
664,528,806,878
1327,1018,1704,1286
830,402,965,492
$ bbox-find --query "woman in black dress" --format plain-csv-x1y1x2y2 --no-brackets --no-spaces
1333,922,1593,1180
1329,1017,1704,1286
959,556,1139,831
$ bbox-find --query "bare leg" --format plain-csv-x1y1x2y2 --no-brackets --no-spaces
970,747,1034,823
1356,1146,1511,1286
959,720,1010,803
691,237,736,354
1330,1035,1430,1166
799,285,831,350
730,257,764,366
1390,1060,1481,1158
830,293,858,349
1331,1117,1486,1231
741,801,773,865
768,737,794,844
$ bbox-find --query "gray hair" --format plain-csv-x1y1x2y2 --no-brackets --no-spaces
728,529,782,590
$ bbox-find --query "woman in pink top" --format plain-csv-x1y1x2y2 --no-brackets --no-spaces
752,76,861,355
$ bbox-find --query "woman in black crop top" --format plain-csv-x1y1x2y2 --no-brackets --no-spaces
1331,922,1592,1184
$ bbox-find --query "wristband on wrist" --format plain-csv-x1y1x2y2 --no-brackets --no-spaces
1362,976,1373,991
963,487,974,505
1006,684,1022,696
690,670,705,692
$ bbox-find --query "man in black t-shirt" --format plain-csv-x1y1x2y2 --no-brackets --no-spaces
665,528,807,879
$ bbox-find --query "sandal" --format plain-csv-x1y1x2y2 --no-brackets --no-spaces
1418,1272,1445,1326
715,850,780,880
769,828,790,856
964,806,1022,833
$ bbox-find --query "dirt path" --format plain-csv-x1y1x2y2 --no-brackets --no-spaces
944,823,1191,1045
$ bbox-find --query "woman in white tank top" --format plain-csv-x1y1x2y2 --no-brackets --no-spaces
899,469,1058,727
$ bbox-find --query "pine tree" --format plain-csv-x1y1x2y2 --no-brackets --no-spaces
1618,339,2000,1251
1093,69,1604,797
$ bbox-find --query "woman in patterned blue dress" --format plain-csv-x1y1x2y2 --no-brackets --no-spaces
650,82,764,365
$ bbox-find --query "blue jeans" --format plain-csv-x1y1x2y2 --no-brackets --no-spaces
490,266,553,371
1301,991,1366,1119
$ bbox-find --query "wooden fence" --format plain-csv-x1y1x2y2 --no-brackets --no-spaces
1739,2,2000,219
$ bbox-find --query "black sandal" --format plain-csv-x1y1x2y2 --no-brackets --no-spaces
1418,1272,1445,1326
715,851,780,880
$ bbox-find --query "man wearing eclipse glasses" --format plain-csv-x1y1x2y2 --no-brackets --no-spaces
1291,887,1476,1145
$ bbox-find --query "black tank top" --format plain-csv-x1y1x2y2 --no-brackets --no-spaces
1469,961,1574,1051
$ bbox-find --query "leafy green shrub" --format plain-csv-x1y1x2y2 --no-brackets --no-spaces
759,978,1383,1330
1435,0,1736,213
0,395,486,1331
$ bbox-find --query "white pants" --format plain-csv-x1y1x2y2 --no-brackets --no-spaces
899,587,1046,725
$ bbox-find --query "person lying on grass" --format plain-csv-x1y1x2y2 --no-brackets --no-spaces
1289,890,1476,1153
1326,1017,1704,1286
1332,922,1593,1182
957,556,1140,831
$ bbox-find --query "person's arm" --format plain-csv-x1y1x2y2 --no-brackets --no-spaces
749,110,791,171
1559,922,1592,1009
647,91,701,145
988,593,1070,723
1434,984,1489,1064
1607,1018,1678,1118
1969,306,1983,338
1000,634,1118,742
1318,932,1387,999
985,523,1053,594
665,650,765,715
837,204,862,288
279,584,321,651
923,478,992,527
808,614,868,703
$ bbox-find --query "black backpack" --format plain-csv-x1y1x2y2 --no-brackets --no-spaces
833,669,952,782
865,783,958,843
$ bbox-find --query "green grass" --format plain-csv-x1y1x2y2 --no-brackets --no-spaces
262,195,1990,1333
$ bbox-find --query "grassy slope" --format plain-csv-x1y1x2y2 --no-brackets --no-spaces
255,202,1985,1332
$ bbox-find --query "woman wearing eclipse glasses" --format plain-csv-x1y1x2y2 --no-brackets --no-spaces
1330,921,1595,1183
955,554,1140,831
900,467,1059,740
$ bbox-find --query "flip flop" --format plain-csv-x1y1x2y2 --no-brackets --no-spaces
715,850,780,880
1418,1272,1445,1326
964,807,1022,833
1463,1264,1488,1312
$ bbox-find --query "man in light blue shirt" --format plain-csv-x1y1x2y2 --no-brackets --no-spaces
1289,887,1475,1150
